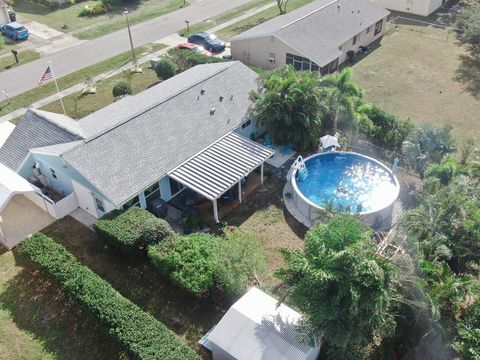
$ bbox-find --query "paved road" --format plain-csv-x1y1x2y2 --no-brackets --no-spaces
0,0,252,97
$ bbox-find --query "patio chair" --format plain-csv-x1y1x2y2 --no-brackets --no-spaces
264,134,275,150
280,144,293,155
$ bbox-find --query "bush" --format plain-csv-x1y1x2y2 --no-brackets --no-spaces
112,80,133,98
0,36,4,51
18,234,198,360
453,300,480,360
148,229,265,300
154,58,177,80
94,207,174,257
79,2,107,17
358,104,415,152
165,48,226,73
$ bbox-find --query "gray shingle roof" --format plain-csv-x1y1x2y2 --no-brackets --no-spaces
62,61,258,207
0,109,81,171
231,0,389,66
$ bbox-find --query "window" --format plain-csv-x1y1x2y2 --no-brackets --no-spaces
374,20,383,36
352,35,358,45
367,26,372,34
50,168,57,179
242,119,252,129
95,197,105,213
286,53,320,72
169,178,184,196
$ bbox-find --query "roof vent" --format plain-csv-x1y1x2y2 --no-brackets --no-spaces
337,4,341,11
230,95,234,101
219,96,224,102
201,89,205,95
210,108,216,115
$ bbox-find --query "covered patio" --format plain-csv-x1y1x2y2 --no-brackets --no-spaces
168,132,274,222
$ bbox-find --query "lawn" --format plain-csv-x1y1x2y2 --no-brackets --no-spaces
15,0,186,36
41,65,161,119
41,217,223,356
0,50,39,73
0,249,124,359
216,0,314,40
0,43,164,118
351,24,480,144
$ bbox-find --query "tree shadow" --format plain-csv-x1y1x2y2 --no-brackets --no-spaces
455,53,480,98
0,251,124,360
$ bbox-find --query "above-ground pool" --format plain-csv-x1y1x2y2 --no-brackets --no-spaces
287,152,400,227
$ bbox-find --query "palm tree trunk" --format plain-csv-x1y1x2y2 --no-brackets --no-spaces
332,111,339,135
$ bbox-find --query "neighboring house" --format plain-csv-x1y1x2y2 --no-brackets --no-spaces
0,0,10,25
230,0,390,74
372,0,446,16
205,287,321,360
0,61,274,248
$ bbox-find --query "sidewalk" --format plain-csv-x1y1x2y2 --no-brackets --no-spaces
0,1,275,124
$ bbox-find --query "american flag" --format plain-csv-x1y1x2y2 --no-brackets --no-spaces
38,66,52,86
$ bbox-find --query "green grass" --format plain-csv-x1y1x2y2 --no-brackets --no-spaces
74,0,187,40
0,43,165,118
216,0,314,40
0,50,39,73
178,0,270,37
14,0,186,35
351,25,480,144
41,65,161,119
0,248,123,359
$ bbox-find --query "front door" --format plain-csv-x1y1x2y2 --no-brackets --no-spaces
72,180,99,218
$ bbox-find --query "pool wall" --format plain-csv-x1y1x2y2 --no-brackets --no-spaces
288,152,400,228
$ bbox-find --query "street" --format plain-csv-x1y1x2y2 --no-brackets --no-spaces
0,0,252,97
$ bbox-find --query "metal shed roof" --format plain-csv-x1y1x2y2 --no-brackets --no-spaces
168,132,274,201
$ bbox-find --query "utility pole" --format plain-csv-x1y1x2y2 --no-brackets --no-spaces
123,8,142,73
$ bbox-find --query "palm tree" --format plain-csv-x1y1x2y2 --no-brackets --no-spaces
319,67,363,135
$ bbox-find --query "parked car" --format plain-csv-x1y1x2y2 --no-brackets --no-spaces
176,42,212,56
187,32,225,53
0,22,29,41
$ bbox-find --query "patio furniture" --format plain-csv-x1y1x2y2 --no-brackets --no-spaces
264,134,275,150
280,144,293,155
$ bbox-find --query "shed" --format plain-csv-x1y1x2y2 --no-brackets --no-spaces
207,287,321,360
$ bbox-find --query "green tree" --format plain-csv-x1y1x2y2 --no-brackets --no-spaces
112,80,132,98
453,299,480,360
155,58,177,80
319,67,363,135
456,1,480,57
250,65,322,151
402,123,457,176
275,215,398,358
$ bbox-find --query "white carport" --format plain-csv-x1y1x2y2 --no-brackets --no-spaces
0,163,54,249
168,132,274,222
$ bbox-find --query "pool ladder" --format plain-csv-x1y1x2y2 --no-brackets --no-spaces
290,156,308,182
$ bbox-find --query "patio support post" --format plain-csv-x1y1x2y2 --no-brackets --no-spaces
238,181,242,203
260,163,264,184
213,199,219,223
139,192,147,209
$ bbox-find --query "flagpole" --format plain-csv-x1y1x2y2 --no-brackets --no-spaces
48,61,67,116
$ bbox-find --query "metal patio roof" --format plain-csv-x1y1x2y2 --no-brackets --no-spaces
168,132,274,201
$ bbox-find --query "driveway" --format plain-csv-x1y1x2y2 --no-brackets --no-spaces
0,0,253,98
0,194,55,249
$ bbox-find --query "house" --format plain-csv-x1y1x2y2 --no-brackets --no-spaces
230,0,390,74
372,0,446,17
0,0,10,25
205,287,321,360
0,61,274,249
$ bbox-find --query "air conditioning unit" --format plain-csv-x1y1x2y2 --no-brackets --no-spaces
268,57,275,63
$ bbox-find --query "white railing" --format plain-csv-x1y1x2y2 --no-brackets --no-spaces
25,191,79,219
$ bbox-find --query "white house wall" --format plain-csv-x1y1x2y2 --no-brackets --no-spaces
372,0,443,16
72,180,115,218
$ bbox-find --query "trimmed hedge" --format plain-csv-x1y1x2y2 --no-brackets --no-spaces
94,207,174,257
18,234,199,360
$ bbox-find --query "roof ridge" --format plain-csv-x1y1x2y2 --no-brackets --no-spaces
29,108,85,139
82,62,236,144
280,0,340,30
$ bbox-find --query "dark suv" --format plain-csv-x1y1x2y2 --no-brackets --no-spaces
187,32,225,53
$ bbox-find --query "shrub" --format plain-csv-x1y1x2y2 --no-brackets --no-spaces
79,2,107,17
18,234,198,360
112,80,133,98
154,58,177,80
358,104,415,152
0,36,4,51
165,48,226,73
148,229,265,299
453,300,480,360
94,207,174,257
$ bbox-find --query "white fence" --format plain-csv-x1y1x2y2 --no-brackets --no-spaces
25,191,79,219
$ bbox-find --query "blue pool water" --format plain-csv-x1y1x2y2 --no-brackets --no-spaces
295,153,398,214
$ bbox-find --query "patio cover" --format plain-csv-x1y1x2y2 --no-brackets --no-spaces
168,132,274,201
0,163,39,213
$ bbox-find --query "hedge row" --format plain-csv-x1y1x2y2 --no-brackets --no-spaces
94,207,174,257
18,234,199,360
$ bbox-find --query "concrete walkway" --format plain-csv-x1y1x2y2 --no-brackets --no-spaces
0,1,275,124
